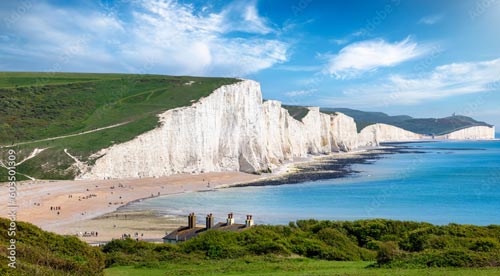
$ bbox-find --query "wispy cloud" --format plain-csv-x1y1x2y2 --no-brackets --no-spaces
325,37,430,79
0,0,289,76
284,89,317,97
329,31,363,45
220,0,273,34
418,14,444,25
320,58,500,107
273,65,322,72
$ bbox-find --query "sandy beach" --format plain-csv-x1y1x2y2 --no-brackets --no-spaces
0,148,388,243
0,171,262,243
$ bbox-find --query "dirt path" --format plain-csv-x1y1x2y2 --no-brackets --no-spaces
0,121,130,148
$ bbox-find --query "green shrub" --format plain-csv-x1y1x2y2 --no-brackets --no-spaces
246,240,290,256
181,230,246,259
471,238,500,252
289,237,326,258
429,250,483,267
376,241,400,265
317,228,364,260
102,239,184,267
427,235,450,250
96,219,500,269
399,228,431,252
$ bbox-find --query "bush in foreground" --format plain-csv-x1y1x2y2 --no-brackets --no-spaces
0,218,105,276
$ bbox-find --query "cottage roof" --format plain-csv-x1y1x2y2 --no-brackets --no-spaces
212,222,248,231
163,226,205,241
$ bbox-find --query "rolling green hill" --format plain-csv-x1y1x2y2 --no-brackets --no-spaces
0,72,238,180
321,107,491,134
391,115,493,136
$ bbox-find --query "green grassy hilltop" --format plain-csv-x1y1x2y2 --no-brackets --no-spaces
0,72,238,180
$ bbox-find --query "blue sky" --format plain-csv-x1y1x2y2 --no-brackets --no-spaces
1,0,499,128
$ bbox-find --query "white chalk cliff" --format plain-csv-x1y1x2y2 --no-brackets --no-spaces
435,126,495,140
358,123,427,146
78,80,495,180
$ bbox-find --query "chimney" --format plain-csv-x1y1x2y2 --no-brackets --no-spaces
226,212,234,226
205,213,214,229
245,215,254,228
188,213,196,229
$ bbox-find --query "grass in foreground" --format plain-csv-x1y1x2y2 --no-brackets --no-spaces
104,258,500,276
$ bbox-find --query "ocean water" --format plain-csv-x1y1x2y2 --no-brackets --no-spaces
124,141,500,226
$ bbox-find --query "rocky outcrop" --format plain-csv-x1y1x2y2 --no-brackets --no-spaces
435,126,495,140
358,123,425,146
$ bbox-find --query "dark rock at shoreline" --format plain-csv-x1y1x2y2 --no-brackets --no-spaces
233,146,423,187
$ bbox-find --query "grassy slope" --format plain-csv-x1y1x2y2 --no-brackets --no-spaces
105,259,500,276
320,107,491,134
0,72,238,180
0,218,105,276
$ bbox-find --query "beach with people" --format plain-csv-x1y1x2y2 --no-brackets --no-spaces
0,149,385,243
0,171,263,243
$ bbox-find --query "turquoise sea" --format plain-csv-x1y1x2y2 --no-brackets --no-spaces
125,140,500,226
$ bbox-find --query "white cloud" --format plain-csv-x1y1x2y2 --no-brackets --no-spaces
0,0,288,76
329,31,363,45
320,58,500,107
326,37,429,79
273,65,322,72
418,14,444,25
284,89,316,97
330,39,348,45
131,0,288,76
219,0,273,34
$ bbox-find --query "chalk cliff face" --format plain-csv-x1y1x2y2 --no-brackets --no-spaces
329,112,359,151
78,80,494,180
436,126,495,140
81,80,269,179
260,104,361,167
80,81,357,179
358,123,425,146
